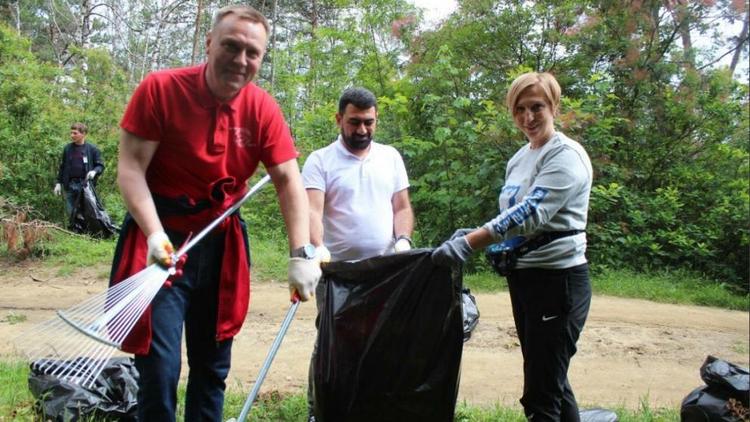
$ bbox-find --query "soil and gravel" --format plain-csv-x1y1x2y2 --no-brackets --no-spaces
0,261,747,410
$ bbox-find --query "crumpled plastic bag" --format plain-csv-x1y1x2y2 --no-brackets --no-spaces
28,357,138,421
462,288,480,342
70,182,118,238
580,408,619,422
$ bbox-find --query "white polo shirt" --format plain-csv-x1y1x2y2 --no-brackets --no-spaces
302,137,410,261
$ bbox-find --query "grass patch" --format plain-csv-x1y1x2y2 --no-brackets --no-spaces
1,311,27,324
42,232,116,277
249,233,289,284
462,265,747,311
0,360,36,420
0,359,683,422
591,267,749,311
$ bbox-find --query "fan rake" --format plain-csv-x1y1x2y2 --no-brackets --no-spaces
14,175,272,388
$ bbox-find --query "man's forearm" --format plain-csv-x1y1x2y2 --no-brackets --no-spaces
269,160,310,250
393,207,414,237
118,167,162,236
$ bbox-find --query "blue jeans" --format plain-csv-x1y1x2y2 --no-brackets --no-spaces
135,230,233,422
507,264,591,422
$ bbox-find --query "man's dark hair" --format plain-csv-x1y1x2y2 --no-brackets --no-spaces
71,122,87,134
338,87,377,114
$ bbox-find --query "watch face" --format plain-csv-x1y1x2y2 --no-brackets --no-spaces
303,243,316,259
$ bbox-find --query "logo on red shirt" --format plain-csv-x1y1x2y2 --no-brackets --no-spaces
231,127,256,148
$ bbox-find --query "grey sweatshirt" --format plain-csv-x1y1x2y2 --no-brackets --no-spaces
482,131,593,269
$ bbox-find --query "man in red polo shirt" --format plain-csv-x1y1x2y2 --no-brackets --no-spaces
111,5,320,421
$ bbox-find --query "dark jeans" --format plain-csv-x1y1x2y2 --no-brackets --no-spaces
507,264,591,422
63,179,83,218
135,230,232,422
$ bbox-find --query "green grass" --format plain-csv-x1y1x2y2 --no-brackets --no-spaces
590,268,749,311
463,265,748,311
40,232,116,277
0,360,36,421
0,359,682,421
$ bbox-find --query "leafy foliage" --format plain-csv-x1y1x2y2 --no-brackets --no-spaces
0,0,748,290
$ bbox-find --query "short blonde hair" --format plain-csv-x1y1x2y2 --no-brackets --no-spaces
212,5,269,35
506,72,561,114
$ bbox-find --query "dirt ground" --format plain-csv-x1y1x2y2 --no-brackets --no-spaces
0,261,747,410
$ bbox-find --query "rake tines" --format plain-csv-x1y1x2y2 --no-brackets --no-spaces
15,264,169,388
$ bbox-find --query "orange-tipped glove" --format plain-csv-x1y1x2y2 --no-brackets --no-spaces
147,231,174,267
164,253,188,288
288,258,321,301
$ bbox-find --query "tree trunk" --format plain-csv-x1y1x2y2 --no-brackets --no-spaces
191,0,204,66
729,9,749,73
270,0,278,90
81,0,91,49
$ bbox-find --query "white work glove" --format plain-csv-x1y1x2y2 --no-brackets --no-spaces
288,258,321,302
53,183,62,196
147,230,174,267
315,245,331,264
394,235,412,252
86,170,97,180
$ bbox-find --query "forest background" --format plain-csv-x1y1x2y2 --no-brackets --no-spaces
0,0,748,292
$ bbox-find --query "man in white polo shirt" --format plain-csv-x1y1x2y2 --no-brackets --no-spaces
302,87,414,262
301,87,414,421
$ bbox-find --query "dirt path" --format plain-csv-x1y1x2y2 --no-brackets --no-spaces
0,262,747,410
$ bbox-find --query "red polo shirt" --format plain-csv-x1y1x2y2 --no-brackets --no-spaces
115,65,298,354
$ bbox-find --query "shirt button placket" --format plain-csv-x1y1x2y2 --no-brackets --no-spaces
211,106,229,154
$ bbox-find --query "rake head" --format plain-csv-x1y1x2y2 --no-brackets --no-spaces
14,264,170,388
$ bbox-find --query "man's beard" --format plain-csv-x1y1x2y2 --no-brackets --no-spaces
342,131,372,150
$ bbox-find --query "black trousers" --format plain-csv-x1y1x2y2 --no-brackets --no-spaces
507,263,591,422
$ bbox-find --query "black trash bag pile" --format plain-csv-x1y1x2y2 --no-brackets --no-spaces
29,357,138,421
70,182,118,238
461,288,480,342
312,250,463,422
681,355,749,421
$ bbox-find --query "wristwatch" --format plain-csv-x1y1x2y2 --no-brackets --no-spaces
396,235,413,246
290,243,317,260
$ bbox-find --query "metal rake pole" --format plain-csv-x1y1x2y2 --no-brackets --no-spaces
231,293,301,422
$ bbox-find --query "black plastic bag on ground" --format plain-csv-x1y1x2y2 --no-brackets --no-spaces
29,357,138,421
462,288,480,342
681,355,750,421
70,182,118,238
312,250,463,422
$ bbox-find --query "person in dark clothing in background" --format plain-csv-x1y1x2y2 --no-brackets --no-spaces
53,122,105,220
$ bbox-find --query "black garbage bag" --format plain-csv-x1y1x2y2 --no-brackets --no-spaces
312,250,463,422
28,357,138,421
461,288,480,342
681,355,750,421
70,182,118,238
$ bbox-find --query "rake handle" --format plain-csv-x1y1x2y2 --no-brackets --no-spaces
235,293,301,422
174,174,271,259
